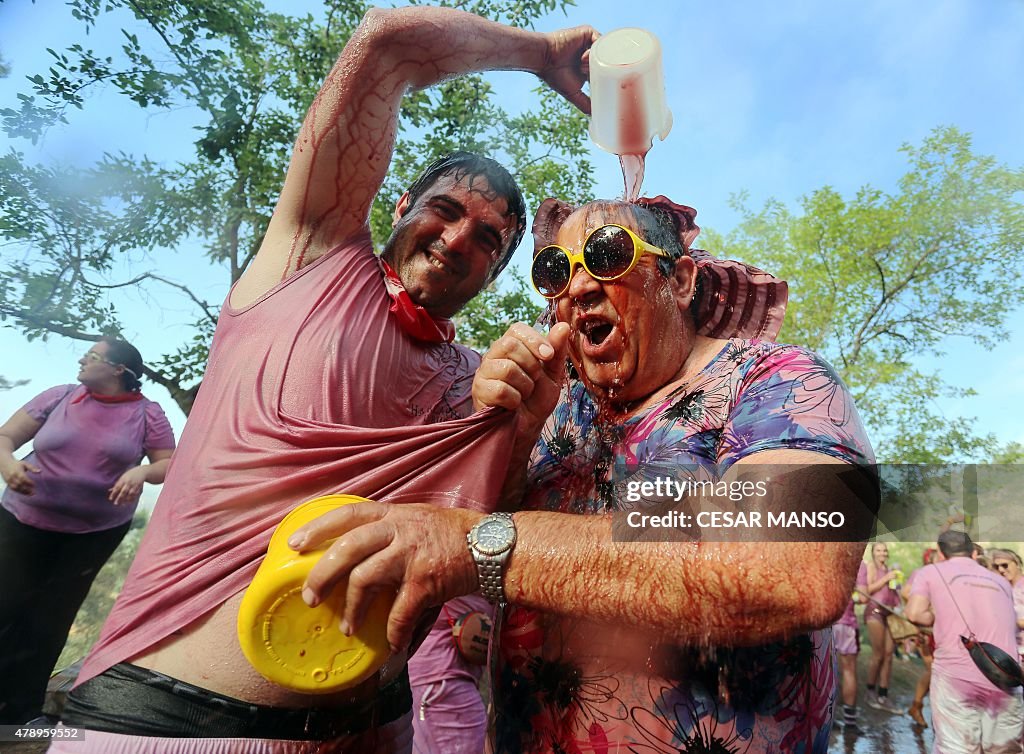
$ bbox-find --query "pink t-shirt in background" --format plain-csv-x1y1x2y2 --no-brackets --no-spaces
2,384,175,533
862,560,900,608
910,556,1017,688
1012,578,1024,657
838,561,868,627
78,232,516,685
408,594,492,688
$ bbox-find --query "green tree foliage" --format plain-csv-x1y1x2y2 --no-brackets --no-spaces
0,151,211,408
992,441,1024,464
454,268,545,351
702,127,1024,463
1,0,593,415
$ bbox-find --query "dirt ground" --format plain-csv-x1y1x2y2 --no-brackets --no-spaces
830,647,935,754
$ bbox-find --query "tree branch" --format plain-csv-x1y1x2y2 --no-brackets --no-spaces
80,271,219,326
1,304,199,414
125,0,215,111
0,306,99,342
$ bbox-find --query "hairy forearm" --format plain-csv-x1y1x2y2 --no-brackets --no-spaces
357,6,549,89
503,511,860,646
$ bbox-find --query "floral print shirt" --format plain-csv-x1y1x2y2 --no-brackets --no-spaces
495,339,874,754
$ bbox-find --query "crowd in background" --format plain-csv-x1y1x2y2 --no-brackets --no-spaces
833,531,1024,741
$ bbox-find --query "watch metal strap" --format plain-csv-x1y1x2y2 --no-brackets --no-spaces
477,556,506,604
471,512,515,604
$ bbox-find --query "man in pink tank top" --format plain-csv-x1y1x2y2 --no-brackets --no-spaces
54,7,598,753
906,530,1023,753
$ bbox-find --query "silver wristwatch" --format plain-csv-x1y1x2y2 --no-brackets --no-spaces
467,512,517,604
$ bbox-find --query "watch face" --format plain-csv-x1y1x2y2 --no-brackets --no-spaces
474,517,514,556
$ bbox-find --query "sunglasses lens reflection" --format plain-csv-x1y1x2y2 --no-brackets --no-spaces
531,226,650,298
532,248,572,298
585,226,635,278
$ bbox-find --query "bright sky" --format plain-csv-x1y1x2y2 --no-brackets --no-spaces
1,0,1022,476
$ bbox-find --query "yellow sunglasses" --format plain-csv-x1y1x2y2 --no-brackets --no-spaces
531,224,671,299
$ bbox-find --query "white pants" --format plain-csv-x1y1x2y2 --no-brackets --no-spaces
930,672,1023,754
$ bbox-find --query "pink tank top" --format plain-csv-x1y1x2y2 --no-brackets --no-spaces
79,232,515,684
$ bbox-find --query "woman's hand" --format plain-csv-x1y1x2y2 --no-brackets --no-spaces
109,465,148,505
1,458,41,496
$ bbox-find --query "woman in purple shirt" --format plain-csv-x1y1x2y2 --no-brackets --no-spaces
0,337,175,724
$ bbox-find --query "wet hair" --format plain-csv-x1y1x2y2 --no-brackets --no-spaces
937,530,974,558
566,200,705,321
403,151,527,282
98,336,144,392
571,200,685,269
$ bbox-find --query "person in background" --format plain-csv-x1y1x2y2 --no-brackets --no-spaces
989,548,1024,661
408,594,493,754
901,546,937,728
834,560,869,734
859,542,900,712
906,531,1023,754
0,337,175,724
972,544,989,570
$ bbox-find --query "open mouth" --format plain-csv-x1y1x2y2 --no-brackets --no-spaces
426,253,450,272
424,242,460,276
579,319,614,347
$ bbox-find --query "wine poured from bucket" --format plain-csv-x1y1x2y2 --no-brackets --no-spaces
588,28,673,201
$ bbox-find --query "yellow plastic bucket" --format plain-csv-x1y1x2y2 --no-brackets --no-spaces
237,494,393,693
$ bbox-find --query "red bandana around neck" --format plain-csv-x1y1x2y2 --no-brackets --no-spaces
72,389,145,405
379,259,456,344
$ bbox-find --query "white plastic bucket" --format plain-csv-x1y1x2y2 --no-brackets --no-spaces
588,28,673,156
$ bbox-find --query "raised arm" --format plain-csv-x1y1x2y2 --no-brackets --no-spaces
864,563,891,594
471,322,571,508
905,592,935,627
231,6,597,308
